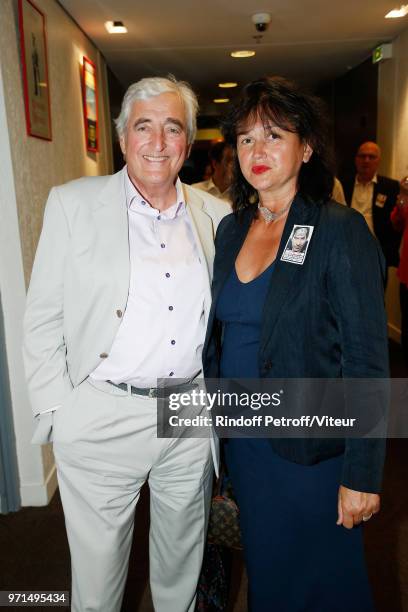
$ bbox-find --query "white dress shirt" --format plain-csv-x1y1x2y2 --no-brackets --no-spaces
91,170,206,387
192,178,231,202
351,175,377,235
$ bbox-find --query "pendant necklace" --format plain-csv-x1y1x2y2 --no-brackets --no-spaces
257,197,294,224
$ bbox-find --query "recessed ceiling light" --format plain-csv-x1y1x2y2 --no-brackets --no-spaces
218,82,238,88
230,50,256,58
105,21,128,33
213,98,230,103
385,4,408,17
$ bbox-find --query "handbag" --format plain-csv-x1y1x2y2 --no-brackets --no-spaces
196,543,230,611
207,471,242,550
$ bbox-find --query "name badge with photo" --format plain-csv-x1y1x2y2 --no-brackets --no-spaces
375,193,387,208
281,224,314,265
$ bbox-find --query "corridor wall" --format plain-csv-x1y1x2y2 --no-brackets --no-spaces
0,0,113,505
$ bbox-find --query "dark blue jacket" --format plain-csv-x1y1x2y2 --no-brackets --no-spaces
203,195,389,493
342,174,401,267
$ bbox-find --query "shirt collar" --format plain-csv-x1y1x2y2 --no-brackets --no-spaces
124,168,186,219
355,173,378,187
208,177,230,200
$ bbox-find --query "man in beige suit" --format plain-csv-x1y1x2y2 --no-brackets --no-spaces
23,76,229,612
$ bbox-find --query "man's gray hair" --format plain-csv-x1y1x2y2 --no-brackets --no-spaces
115,75,198,144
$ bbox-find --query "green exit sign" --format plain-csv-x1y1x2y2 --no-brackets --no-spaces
372,43,393,63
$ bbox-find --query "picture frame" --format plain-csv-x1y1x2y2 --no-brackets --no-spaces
18,0,52,141
82,56,99,153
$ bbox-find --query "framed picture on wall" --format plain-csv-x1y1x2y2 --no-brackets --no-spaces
82,56,99,152
18,0,52,141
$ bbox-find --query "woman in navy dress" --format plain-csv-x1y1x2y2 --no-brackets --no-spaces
203,77,388,611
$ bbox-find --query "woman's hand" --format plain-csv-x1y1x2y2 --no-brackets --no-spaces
337,485,380,529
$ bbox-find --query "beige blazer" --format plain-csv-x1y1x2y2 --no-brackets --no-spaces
23,167,230,422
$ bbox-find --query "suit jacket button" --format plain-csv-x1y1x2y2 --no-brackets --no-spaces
116,309,123,318
264,360,272,370
100,352,108,359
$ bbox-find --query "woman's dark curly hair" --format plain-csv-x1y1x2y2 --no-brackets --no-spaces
221,76,335,215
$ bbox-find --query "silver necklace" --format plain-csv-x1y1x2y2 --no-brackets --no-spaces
257,198,293,223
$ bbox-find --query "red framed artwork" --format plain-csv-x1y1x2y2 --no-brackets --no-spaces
18,0,52,141
82,56,99,152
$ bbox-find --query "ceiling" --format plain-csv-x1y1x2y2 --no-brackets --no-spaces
59,0,407,114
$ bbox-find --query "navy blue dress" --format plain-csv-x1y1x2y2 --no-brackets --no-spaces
216,263,374,612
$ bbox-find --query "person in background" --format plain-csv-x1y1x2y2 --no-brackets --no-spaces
342,141,401,277
193,141,233,202
391,176,408,368
23,75,229,612
203,76,388,612
202,161,213,181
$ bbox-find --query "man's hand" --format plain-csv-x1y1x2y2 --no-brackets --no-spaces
337,485,380,529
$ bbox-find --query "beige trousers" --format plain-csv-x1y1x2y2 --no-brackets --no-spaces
52,378,213,612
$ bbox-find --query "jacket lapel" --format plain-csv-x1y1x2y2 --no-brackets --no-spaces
372,179,379,209
212,210,252,306
259,194,319,355
184,187,215,276
184,186,218,327
203,209,251,356
91,167,130,307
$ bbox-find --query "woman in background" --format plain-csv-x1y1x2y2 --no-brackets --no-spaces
203,77,388,611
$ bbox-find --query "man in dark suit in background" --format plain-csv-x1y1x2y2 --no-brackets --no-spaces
342,141,401,277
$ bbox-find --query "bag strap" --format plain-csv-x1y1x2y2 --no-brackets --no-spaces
214,465,226,496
